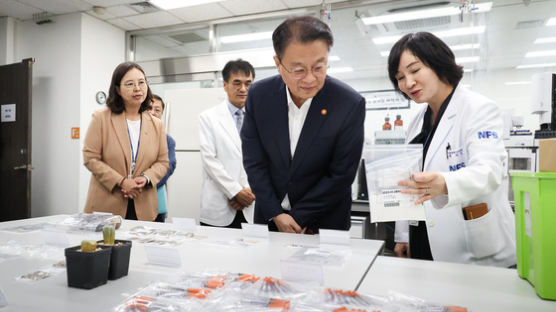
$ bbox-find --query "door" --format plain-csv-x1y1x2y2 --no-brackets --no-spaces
0,58,33,221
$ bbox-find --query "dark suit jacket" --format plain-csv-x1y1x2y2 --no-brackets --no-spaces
241,75,365,231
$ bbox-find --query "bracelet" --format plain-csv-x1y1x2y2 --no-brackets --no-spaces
118,177,126,187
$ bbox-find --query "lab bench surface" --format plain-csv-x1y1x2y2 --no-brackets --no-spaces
0,215,383,312
357,255,556,312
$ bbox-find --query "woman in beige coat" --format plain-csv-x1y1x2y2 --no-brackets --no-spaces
83,62,169,221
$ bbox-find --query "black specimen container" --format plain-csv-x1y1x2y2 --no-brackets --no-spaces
99,239,132,280
65,245,111,289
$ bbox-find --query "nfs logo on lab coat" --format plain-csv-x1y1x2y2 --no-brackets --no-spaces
477,130,498,139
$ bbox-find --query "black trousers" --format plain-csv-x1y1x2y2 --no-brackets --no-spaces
125,200,138,220
154,213,166,222
201,210,247,229
125,200,163,222
409,221,434,260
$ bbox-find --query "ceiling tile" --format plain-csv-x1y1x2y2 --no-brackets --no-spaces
105,5,138,18
86,9,114,20
170,3,233,23
281,0,347,9
0,0,40,20
83,0,137,6
107,17,141,30
16,0,91,14
219,0,287,16
123,11,183,29
281,0,322,9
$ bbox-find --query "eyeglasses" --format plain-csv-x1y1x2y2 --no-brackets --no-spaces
280,61,328,79
119,80,148,90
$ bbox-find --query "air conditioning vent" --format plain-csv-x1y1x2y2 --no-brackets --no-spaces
128,2,159,14
515,19,545,29
394,16,451,30
169,33,207,44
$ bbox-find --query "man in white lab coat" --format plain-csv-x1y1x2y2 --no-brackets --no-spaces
199,59,255,228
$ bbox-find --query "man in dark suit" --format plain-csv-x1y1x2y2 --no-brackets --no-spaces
241,16,365,233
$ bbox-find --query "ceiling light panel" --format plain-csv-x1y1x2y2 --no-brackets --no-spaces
372,26,485,45
525,50,556,58
516,62,556,69
456,56,480,63
219,31,273,44
504,81,531,85
362,2,491,25
150,0,225,10
450,43,480,51
380,43,480,57
435,26,486,38
534,37,556,44
547,17,556,26
328,67,354,74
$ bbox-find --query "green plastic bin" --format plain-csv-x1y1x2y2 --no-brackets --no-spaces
510,171,556,300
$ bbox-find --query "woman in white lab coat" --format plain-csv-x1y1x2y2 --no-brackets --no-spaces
388,32,516,267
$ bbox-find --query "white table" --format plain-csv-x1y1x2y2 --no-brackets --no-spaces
0,215,384,312
357,256,556,312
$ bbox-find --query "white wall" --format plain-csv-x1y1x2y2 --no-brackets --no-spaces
79,13,126,211
16,14,82,217
0,17,15,65
13,12,124,217
463,68,538,131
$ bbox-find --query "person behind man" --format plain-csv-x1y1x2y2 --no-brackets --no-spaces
199,59,256,228
241,16,365,234
148,94,177,222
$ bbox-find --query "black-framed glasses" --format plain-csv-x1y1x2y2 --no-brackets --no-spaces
118,80,148,90
279,61,329,79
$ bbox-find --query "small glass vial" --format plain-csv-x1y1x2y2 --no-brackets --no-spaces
382,116,392,130
394,114,403,130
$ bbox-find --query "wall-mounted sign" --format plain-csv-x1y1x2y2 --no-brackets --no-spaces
71,127,80,139
360,90,410,110
1,104,16,122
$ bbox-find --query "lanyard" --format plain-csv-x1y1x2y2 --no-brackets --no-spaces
126,117,141,178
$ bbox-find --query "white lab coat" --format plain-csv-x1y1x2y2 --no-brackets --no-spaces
199,101,254,226
396,86,516,267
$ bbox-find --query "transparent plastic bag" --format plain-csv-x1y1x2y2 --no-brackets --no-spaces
121,225,197,246
16,260,66,282
60,213,122,232
298,288,390,312
0,240,63,260
388,291,468,312
0,222,56,233
364,144,425,222
0,287,7,308
287,246,350,267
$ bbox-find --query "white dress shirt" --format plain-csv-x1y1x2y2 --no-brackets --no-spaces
281,87,313,211
226,99,245,132
126,119,141,155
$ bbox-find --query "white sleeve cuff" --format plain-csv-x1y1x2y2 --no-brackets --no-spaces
140,173,151,186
